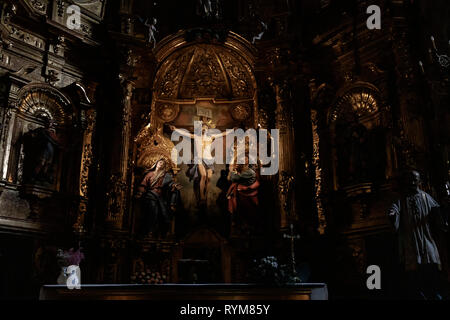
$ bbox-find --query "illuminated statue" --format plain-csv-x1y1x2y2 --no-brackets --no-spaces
144,18,158,48
169,119,233,207
227,156,260,221
137,158,182,237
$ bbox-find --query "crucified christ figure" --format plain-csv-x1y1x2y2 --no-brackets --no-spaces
169,120,234,207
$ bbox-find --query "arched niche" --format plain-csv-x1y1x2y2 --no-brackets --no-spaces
4,83,74,192
327,82,393,191
133,30,258,237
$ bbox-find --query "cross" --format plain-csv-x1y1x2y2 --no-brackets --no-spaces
283,224,301,281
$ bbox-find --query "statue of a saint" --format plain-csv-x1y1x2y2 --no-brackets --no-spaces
22,120,61,187
335,118,370,185
136,158,182,238
388,170,448,299
226,156,260,222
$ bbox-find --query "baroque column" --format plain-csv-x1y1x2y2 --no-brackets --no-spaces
73,106,96,235
273,79,297,229
105,75,134,230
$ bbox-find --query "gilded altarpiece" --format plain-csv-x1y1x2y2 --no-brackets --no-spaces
129,31,286,283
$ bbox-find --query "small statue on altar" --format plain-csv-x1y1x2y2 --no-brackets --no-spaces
136,158,182,238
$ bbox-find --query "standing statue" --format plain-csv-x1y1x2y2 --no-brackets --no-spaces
22,119,61,187
136,158,182,238
144,18,158,48
335,119,369,185
137,16,158,48
388,170,448,299
227,156,260,222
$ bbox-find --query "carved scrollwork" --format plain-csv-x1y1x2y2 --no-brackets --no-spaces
154,44,255,100
135,125,177,172
311,109,326,235
23,0,48,15
279,171,295,214
218,49,253,99
181,46,228,98
257,108,269,129
106,174,128,221
155,102,180,123
330,84,380,123
157,49,194,99
230,103,251,122
80,144,93,198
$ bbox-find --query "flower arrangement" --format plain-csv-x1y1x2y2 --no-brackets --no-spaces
249,256,289,286
57,248,85,267
56,248,84,285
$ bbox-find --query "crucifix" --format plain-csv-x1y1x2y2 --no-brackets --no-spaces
283,223,301,282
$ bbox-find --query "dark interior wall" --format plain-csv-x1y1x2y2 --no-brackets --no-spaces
0,234,34,299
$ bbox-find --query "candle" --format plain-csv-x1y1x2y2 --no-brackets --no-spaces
431,36,437,50
428,48,434,63
419,61,425,74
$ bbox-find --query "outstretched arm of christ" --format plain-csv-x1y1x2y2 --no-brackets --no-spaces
169,125,194,139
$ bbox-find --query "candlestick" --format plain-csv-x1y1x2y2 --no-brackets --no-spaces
431,36,437,51
428,48,434,63
419,61,425,74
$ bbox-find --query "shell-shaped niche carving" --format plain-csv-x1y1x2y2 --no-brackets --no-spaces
16,83,72,125
154,44,255,100
330,84,380,123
